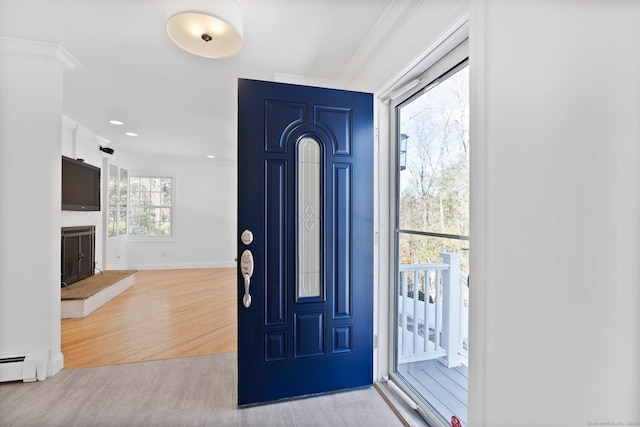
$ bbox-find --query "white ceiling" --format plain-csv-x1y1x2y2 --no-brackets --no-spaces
0,0,436,164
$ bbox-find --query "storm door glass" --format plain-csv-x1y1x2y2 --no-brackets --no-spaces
394,61,470,426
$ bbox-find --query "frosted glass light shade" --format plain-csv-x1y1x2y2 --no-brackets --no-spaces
166,0,243,59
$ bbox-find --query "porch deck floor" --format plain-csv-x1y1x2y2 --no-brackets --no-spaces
398,359,468,426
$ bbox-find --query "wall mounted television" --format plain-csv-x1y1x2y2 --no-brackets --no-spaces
61,155,101,211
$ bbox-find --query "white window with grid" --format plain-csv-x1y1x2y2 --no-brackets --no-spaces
128,176,173,237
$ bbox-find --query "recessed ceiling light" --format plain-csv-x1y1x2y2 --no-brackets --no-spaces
109,120,124,125
206,155,215,159
125,132,138,137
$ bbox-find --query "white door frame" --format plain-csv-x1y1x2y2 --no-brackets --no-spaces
373,13,470,427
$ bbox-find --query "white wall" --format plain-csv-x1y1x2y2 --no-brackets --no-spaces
122,154,236,270
0,38,78,377
469,1,640,425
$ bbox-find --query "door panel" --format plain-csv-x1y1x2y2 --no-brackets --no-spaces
237,79,373,406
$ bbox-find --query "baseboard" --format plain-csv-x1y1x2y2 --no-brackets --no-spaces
127,261,236,270
48,351,64,377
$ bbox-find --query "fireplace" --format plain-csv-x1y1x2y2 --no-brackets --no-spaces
61,226,95,287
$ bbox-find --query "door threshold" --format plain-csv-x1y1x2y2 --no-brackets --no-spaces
373,382,414,427
375,381,449,427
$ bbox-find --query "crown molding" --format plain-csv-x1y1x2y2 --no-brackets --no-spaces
79,124,110,145
0,37,81,70
270,0,420,92
62,114,79,130
336,0,422,89
62,114,111,146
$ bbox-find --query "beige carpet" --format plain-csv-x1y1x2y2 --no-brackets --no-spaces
61,270,136,300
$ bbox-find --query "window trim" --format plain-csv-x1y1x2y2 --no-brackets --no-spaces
106,162,128,239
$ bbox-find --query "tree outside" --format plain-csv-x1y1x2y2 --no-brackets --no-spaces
398,64,469,300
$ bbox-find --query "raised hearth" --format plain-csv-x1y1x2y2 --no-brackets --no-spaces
61,270,136,318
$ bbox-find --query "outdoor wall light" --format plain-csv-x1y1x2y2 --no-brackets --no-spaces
400,133,409,171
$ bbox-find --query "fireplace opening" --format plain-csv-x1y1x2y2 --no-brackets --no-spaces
61,226,95,287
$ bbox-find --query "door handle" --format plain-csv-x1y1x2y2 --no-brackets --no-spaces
240,249,254,308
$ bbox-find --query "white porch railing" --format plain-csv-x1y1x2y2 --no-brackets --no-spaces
398,252,468,367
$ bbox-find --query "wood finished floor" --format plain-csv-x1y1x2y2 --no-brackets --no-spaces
61,268,237,369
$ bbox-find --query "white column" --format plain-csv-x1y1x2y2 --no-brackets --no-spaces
0,38,79,379
439,252,462,368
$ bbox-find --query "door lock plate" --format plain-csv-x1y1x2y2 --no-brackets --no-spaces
240,229,254,245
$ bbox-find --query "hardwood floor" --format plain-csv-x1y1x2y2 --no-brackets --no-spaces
61,268,237,369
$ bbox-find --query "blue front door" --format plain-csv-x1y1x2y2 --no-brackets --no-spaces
237,79,373,406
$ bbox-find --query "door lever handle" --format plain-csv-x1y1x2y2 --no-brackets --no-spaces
243,273,251,308
240,249,254,308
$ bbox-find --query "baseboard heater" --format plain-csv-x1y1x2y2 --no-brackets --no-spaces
0,356,26,364
0,351,48,382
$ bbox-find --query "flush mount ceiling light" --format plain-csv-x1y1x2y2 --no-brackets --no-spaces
166,0,243,59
